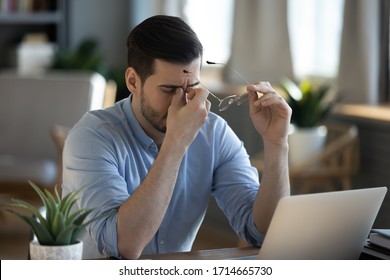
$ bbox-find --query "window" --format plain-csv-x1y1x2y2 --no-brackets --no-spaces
183,0,234,64
183,0,344,79
287,0,345,79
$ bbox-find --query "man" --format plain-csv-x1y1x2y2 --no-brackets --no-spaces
62,15,291,260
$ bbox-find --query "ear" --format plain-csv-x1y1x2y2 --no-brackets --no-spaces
125,67,141,93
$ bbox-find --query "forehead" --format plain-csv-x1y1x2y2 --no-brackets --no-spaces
152,59,201,81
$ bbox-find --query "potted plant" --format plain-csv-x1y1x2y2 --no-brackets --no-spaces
51,38,106,75
2,181,107,260
51,38,127,102
279,78,336,166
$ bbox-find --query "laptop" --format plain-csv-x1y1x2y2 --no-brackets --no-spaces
252,187,387,260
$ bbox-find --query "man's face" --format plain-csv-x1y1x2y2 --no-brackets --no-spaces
135,58,201,135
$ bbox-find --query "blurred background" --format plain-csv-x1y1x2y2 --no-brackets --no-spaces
0,0,389,259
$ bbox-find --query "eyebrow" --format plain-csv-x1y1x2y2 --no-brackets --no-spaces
158,81,200,89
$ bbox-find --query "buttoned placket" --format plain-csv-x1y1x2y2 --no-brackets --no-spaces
147,142,158,156
156,218,169,253
147,142,169,253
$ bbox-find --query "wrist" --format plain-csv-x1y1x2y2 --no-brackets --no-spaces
263,138,289,152
160,135,188,159
264,140,289,160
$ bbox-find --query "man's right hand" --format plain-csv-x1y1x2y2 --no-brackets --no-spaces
165,88,210,154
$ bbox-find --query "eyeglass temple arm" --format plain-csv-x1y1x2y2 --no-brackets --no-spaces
206,61,250,85
182,70,221,102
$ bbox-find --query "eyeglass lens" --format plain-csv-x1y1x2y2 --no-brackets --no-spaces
218,95,237,111
236,92,249,106
183,69,232,111
206,61,250,110
183,62,250,111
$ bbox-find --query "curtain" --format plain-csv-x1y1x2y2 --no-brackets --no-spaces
337,0,380,104
379,0,390,103
153,0,187,16
128,0,187,29
225,0,293,84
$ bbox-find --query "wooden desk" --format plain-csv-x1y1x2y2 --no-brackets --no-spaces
138,246,384,260
139,247,260,260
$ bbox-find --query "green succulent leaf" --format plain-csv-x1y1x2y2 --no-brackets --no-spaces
280,77,302,101
55,225,78,245
27,181,57,226
3,208,55,245
279,77,334,127
52,211,66,237
8,198,49,229
70,209,94,226
59,186,86,218
2,181,115,246
54,185,61,202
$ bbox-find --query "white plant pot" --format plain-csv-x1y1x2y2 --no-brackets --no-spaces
288,125,328,167
29,240,83,260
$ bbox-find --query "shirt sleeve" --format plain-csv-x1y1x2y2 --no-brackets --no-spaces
211,119,265,246
62,122,129,258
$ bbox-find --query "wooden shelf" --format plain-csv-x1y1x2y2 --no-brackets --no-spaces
0,12,62,24
333,104,390,123
0,0,67,68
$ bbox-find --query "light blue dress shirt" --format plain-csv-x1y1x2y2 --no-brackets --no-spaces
62,96,264,258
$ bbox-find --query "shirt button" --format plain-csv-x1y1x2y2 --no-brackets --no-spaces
159,240,165,246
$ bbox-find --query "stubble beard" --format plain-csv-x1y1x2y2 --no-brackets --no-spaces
140,89,167,134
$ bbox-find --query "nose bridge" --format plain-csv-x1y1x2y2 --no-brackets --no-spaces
182,70,200,90
181,76,192,91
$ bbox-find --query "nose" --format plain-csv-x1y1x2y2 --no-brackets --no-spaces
182,78,192,92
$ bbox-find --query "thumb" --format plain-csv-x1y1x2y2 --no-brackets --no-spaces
248,91,259,114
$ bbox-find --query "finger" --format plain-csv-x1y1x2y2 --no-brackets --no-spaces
253,93,292,119
255,94,285,107
171,88,185,108
254,90,284,106
247,81,275,94
248,91,259,104
186,87,196,101
248,91,261,115
187,87,208,104
205,99,211,112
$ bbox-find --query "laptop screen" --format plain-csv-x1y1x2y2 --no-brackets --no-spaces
258,187,387,260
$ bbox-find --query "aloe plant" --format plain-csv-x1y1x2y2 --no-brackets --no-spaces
3,181,105,246
279,78,335,128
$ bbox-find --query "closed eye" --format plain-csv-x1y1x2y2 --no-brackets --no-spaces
160,86,178,94
159,81,200,94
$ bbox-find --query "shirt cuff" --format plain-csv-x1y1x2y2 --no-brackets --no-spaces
96,214,120,258
245,216,265,246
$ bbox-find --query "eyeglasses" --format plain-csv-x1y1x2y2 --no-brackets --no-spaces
183,61,250,111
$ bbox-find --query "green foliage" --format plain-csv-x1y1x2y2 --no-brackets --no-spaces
2,181,111,246
51,38,128,102
51,38,106,76
279,78,335,128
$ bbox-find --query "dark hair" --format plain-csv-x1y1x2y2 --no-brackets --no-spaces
127,15,203,83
